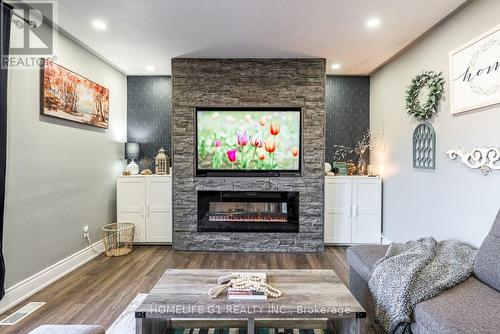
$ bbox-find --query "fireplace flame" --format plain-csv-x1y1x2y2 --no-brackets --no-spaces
209,212,288,223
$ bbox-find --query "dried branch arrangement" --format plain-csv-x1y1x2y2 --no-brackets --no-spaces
332,130,379,161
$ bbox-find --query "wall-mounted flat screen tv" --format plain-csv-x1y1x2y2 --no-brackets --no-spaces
196,107,302,176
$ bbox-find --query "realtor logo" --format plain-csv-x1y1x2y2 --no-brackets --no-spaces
2,0,58,68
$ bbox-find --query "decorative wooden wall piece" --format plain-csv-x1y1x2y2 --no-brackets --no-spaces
446,147,500,175
413,123,436,169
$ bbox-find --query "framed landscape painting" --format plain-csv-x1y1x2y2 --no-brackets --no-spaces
449,24,500,115
41,59,110,128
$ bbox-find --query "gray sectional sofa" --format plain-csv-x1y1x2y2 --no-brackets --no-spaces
347,210,500,334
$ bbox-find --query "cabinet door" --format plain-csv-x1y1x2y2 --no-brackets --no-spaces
117,178,146,243
146,177,172,243
351,178,381,244
324,179,352,244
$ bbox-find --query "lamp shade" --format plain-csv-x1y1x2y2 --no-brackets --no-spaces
125,142,140,160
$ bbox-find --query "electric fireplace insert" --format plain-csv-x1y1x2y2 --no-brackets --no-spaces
197,191,299,233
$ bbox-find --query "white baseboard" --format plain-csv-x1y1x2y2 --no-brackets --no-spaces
0,240,104,315
381,236,392,245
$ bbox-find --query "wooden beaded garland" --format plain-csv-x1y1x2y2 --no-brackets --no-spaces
230,277,282,298
208,273,282,298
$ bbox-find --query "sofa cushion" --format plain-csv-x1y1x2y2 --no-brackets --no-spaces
412,276,500,334
474,209,500,292
346,245,388,282
29,325,105,334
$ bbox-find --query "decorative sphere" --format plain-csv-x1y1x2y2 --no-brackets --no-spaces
325,162,332,173
126,161,139,175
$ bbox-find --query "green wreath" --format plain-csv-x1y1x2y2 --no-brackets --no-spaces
405,71,445,121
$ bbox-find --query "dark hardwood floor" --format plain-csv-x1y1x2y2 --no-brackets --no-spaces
0,246,349,334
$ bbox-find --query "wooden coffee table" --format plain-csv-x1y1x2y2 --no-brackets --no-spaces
136,269,366,334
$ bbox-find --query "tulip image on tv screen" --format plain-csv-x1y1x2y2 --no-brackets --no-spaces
196,110,301,172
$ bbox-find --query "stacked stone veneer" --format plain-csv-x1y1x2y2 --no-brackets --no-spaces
172,58,325,252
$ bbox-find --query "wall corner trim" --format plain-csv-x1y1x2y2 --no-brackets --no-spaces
381,236,392,245
0,240,104,314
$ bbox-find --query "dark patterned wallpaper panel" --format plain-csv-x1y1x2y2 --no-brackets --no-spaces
126,75,369,168
127,76,171,170
325,76,370,163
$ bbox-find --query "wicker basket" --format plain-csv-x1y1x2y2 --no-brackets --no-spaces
102,223,135,257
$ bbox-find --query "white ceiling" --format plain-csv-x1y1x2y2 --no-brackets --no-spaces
56,0,468,75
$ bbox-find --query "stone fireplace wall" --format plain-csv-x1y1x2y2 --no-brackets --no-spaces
172,58,325,252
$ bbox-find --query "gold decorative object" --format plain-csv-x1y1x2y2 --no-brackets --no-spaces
140,169,153,175
347,162,356,176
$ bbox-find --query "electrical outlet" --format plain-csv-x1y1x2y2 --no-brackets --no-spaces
83,225,90,238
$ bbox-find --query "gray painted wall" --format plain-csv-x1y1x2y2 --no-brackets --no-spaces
325,76,370,163
370,0,500,248
4,24,127,288
127,76,171,170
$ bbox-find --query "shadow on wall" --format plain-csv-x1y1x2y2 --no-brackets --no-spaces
39,114,107,134
176,43,316,58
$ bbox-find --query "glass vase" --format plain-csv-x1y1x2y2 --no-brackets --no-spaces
356,155,367,176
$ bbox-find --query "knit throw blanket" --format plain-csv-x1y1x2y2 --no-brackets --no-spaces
368,237,476,334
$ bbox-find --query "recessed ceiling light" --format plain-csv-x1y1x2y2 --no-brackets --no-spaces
331,63,341,70
366,17,381,29
145,65,155,72
92,20,107,30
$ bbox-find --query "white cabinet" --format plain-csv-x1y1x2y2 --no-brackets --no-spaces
146,177,172,243
351,178,382,243
117,175,172,243
324,176,381,244
324,178,352,244
116,177,146,242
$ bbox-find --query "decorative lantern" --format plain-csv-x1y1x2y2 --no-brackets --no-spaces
155,147,168,175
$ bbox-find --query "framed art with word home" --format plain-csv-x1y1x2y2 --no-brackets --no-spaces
449,24,500,115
